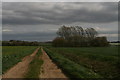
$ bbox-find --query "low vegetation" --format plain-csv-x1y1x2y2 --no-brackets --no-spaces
25,48,43,78
2,46,37,74
2,44,119,78
47,46,119,78
44,47,102,79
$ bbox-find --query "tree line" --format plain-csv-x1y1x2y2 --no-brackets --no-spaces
2,40,40,46
53,25,109,47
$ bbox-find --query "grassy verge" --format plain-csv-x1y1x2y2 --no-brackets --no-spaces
2,46,37,74
43,47,102,79
25,48,43,78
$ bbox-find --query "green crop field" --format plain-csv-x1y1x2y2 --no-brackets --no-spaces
2,45,119,78
44,46,119,78
2,46,37,73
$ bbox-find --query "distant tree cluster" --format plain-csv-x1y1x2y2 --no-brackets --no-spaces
2,40,40,46
53,25,109,47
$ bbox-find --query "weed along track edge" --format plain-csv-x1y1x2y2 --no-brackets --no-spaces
40,48,68,78
2,47,40,78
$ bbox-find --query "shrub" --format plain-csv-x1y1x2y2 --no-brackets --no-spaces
92,37,109,47
52,37,66,47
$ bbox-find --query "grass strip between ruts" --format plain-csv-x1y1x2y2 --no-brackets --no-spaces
25,47,43,78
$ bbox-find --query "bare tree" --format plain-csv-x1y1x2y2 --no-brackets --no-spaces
54,25,105,47
85,28,98,39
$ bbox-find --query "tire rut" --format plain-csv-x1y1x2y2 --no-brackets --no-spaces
40,48,68,78
2,47,39,78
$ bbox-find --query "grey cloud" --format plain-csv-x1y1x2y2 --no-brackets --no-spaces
2,2,118,41
2,30,118,41
2,2,118,25
98,30,118,34
3,31,57,41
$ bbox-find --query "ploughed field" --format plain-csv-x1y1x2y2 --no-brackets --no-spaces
44,46,119,78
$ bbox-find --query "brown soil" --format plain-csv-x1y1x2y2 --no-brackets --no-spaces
40,48,68,78
2,48,39,78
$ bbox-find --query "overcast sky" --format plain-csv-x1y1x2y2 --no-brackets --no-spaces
2,2,118,42
1,0,119,2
